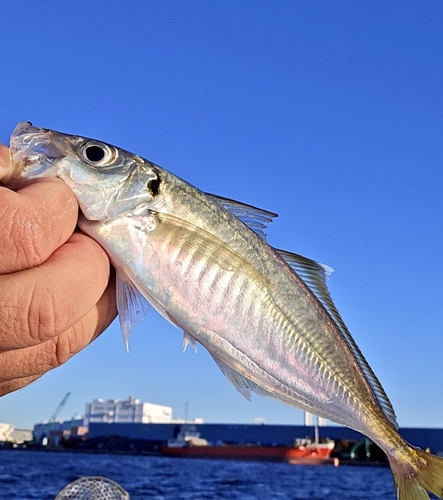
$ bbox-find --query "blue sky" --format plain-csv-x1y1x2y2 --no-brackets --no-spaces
1,1,442,430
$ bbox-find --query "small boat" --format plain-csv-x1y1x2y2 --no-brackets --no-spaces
161,426,338,465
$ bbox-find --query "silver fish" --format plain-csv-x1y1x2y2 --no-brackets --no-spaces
7,122,443,500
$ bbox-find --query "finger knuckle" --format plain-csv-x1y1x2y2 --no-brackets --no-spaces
0,276,66,349
51,329,84,368
1,203,48,271
28,294,65,343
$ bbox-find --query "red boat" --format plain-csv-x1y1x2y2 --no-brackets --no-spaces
161,427,338,465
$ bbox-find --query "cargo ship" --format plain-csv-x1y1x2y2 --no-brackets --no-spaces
161,426,338,465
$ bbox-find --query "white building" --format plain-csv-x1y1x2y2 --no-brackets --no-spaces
0,423,14,442
0,423,33,445
11,428,33,444
84,396,173,425
304,412,327,427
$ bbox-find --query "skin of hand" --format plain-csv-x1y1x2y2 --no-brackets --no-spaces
0,144,117,396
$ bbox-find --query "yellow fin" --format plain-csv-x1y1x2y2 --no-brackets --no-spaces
390,448,443,500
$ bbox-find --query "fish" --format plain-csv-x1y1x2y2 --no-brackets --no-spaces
6,121,443,500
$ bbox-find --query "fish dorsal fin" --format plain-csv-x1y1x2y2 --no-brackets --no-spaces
276,249,335,308
276,248,398,428
207,193,278,240
116,270,151,352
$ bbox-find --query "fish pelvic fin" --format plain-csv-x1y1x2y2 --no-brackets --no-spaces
182,331,198,353
116,270,151,352
389,447,443,500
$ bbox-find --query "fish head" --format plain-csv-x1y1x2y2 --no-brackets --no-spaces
9,122,159,221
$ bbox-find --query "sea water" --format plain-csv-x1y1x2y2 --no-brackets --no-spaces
0,450,397,500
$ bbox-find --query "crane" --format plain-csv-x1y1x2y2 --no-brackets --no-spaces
35,392,71,444
48,392,71,422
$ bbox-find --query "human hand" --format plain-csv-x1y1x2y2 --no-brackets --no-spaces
0,144,117,396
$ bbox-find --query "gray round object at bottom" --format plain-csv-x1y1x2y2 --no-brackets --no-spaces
54,476,130,500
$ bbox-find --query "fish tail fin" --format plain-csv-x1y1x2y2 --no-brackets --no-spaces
389,447,443,500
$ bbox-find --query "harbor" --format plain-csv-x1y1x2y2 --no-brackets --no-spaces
2,396,443,467
0,448,401,500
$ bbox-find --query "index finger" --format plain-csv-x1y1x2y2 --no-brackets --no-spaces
0,177,79,273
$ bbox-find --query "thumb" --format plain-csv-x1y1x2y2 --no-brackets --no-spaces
0,144,13,183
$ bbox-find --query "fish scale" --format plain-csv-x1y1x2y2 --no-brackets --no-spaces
7,122,443,500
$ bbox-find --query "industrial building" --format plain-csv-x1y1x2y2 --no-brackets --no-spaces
0,422,33,446
26,396,443,458
84,396,174,425
33,396,201,445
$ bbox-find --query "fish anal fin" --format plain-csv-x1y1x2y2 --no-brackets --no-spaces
210,354,252,401
209,353,281,403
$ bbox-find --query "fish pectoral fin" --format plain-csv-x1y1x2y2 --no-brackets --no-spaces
116,270,151,352
154,212,270,284
182,331,198,353
207,193,278,240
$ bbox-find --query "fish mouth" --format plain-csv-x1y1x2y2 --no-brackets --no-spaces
10,122,65,158
9,122,66,184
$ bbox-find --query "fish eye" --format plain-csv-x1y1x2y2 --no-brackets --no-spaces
79,141,116,167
